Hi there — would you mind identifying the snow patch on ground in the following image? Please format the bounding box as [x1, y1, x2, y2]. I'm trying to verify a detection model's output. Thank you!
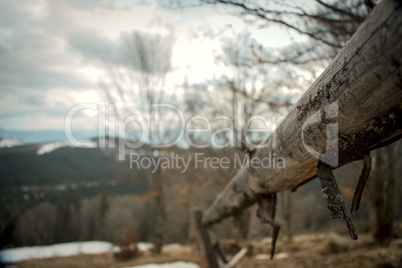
[36, 141, 96, 155]
[122, 262, 199, 268]
[0, 139, 23, 148]
[0, 241, 193, 265]
[255, 254, 270, 260]
[0, 241, 113, 263]
[36, 142, 70, 155]
[255, 252, 290, 260]
[137, 242, 154, 251]
[164, 243, 181, 249]
[275, 252, 290, 259]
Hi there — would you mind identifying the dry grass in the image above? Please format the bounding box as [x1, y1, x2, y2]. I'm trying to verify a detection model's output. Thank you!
[14, 234, 402, 268]
[15, 245, 207, 268]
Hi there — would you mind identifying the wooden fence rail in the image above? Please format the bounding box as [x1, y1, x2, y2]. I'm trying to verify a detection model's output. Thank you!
[202, 0, 402, 227]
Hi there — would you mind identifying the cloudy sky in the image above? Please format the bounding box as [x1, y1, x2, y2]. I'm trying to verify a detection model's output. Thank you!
[0, 0, 299, 139]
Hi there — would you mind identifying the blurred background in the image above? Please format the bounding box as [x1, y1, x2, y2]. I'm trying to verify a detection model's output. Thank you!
[0, 0, 401, 267]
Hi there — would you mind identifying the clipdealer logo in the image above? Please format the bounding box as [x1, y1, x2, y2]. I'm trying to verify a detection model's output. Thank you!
[64, 101, 284, 161]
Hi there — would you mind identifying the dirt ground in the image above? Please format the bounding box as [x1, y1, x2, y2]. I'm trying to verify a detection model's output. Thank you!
[12, 233, 402, 268]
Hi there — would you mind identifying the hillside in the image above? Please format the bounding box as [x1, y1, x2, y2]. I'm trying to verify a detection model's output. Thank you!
[0, 141, 149, 219]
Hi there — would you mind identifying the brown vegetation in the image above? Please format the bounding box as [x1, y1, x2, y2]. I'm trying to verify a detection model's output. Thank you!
[15, 233, 402, 268]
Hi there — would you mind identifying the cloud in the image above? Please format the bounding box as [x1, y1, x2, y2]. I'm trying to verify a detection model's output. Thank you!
[0, 0, 268, 134]
[67, 31, 116, 62]
[0, 47, 92, 90]
[0, 0, 110, 131]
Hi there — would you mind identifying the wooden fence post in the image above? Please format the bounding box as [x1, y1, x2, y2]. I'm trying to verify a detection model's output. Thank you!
[193, 207, 219, 268]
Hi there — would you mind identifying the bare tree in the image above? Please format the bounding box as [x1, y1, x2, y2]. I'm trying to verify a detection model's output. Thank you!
[200, 0, 369, 58]
[15, 203, 56, 246]
[185, 0, 400, 246]
[102, 31, 177, 254]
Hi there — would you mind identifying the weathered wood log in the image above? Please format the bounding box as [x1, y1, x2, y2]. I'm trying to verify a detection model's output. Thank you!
[203, 0, 402, 226]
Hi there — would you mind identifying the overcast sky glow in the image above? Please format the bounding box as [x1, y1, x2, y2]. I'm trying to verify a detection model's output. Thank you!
[0, 0, 300, 134]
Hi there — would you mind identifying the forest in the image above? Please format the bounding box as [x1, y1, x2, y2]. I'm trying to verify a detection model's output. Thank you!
[0, 0, 401, 267]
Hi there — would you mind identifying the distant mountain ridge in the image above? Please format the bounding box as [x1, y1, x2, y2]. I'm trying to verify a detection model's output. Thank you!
[0, 138, 149, 185]
[0, 129, 99, 144]
[0, 138, 150, 211]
